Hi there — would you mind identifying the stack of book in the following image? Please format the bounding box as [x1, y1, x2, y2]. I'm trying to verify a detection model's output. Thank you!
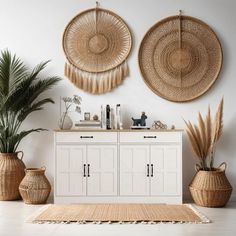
[101, 104, 122, 130]
[75, 120, 101, 129]
[74, 104, 122, 130]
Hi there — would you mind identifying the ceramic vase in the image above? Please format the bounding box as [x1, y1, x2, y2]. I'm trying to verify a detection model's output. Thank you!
[58, 112, 73, 130]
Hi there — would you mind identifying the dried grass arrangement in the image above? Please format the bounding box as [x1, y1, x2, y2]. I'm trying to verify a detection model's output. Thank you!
[184, 98, 224, 171]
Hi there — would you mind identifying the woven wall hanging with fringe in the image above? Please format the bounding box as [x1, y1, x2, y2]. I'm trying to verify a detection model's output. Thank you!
[63, 3, 132, 94]
[138, 11, 223, 102]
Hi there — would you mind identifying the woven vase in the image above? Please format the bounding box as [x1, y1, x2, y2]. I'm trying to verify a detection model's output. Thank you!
[0, 152, 26, 200]
[19, 167, 51, 204]
[189, 162, 232, 207]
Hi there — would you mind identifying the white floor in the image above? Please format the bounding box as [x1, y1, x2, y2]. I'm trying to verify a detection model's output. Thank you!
[0, 201, 235, 236]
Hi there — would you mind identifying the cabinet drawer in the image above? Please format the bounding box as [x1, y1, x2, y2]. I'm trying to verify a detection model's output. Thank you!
[119, 132, 182, 143]
[55, 132, 118, 143]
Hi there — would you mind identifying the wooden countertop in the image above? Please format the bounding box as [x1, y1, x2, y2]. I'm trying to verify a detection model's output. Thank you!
[54, 129, 184, 132]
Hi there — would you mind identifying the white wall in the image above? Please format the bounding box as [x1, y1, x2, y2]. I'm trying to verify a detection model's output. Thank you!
[0, 0, 236, 201]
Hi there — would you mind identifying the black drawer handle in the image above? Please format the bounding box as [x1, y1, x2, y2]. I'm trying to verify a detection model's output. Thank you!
[144, 136, 157, 139]
[87, 164, 90, 177]
[151, 164, 154, 177]
[147, 164, 149, 177]
[83, 164, 86, 177]
[80, 136, 94, 139]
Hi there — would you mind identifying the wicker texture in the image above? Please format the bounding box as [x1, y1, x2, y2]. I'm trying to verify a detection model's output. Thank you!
[0, 152, 25, 200]
[19, 168, 51, 204]
[63, 7, 132, 94]
[29, 204, 209, 223]
[138, 15, 222, 102]
[189, 166, 232, 207]
[63, 8, 132, 72]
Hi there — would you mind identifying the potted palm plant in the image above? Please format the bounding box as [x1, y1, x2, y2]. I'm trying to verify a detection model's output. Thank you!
[0, 50, 60, 200]
[184, 98, 232, 207]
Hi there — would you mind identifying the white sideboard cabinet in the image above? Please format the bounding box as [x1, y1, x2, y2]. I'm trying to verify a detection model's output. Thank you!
[54, 130, 182, 203]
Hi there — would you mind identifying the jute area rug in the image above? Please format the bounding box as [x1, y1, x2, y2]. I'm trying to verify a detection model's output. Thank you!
[28, 204, 210, 224]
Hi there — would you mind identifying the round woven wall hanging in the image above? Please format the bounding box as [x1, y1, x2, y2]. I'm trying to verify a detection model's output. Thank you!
[63, 5, 132, 94]
[138, 13, 223, 102]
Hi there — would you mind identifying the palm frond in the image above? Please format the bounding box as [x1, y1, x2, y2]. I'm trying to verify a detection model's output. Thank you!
[0, 50, 61, 153]
[0, 50, 11, 96]
[18, 98, 55, 122]
[0, 50, 28, 96]
[25, 77, 61, 106]
[4, 70, 59, 112]
[11, 129, 46, 152]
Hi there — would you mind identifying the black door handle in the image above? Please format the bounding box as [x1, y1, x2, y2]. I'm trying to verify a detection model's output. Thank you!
[83, 164, 86, 177]
[151, 164, 154, 177]
[87, 164, 90, 177]
[147, 164, 149, 177]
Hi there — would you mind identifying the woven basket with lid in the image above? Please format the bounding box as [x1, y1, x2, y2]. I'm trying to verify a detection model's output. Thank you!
[19, 167, 51, 204]
[189, 163, 232, 207]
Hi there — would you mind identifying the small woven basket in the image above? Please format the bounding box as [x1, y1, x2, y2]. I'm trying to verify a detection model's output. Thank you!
[19, 167, 51, 204]
[189, 162, 232, 207]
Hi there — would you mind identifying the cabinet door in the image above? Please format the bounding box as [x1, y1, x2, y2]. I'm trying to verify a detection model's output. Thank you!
[120, 145, 150, 196]
[87, 145, 117, 196]
[150, 145, 181, 196]
[56, 145, 86, 196]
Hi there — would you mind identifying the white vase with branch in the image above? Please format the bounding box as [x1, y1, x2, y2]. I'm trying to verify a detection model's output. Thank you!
[184, 98, 224, 171]
[59, 95, 82, 130]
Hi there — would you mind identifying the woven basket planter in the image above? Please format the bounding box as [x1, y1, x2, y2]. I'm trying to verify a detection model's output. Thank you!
[19, 167, 51, 204]
[0, 152, 25, 201]
[189, 163, 232, 207]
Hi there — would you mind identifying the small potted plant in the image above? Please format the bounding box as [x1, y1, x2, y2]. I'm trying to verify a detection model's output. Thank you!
[58, 95, 82, 130]
[184, 98, 232, 207]
[0, 50, 60, 200]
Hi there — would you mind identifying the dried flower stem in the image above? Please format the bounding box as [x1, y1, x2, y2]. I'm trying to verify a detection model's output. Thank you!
[184, 97, 224, 171]
[59, 95, 82, 129]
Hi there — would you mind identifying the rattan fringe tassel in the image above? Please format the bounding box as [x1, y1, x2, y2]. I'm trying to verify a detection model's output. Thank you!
[64, 61, 129, 94]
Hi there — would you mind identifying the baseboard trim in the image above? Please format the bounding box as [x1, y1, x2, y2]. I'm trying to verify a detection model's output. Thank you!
[183, 192, 236, 202]
[54, 195, 182, 204]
